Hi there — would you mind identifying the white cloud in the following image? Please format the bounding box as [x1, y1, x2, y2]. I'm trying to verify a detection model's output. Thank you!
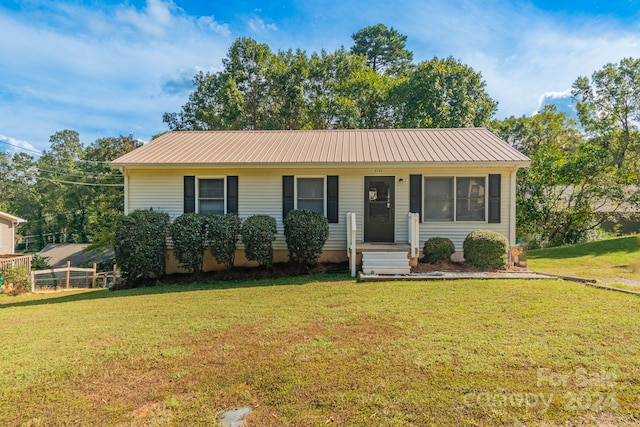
[399, 0, 640, 119]
[0, 0, 231, 149]
[0, 134, 41, 156]
[248, 16, 278, 33]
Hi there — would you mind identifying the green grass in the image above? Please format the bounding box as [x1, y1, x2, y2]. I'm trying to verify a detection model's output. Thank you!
[527, 235, 640, 289]
[1, 273, 639, 425]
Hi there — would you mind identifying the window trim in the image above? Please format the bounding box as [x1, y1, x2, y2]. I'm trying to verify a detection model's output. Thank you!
[196, 176, 227, 215]
[294, 175, 327, 216]
[423, 174, 488, 223]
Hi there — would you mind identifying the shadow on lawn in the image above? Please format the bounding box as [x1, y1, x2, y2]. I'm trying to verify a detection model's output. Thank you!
[0, 272, 351, 309]
[527, 235, 640, 260]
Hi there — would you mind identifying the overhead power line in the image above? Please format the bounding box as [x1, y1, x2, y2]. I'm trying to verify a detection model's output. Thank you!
[38, 177, 124, 187]
[0, 139, 116, 164]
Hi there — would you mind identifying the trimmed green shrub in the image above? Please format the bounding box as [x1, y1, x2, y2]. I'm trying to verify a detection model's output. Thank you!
[422, 237, 455, 263]
[0, 266, 31, 295]
[206, 214, 242, 270]
[284, 209, 329, 265]
[463, 229, 509, 270]
[31, 254, 52, 270]
[170, 213, 207, 273]
[241, 215, 278, 268]
[113, 209, 170, 287]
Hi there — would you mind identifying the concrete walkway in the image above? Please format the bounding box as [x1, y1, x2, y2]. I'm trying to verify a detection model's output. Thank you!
[358, 271, 557, 282]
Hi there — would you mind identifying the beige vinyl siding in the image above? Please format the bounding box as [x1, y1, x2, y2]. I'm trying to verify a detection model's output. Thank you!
[127, 170, 184, 217]
[417, 168, 512, 250]
[125, 165, 517, 253]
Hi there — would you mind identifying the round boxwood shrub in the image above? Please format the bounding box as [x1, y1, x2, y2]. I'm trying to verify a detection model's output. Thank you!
[463, 229, 509, 270]
[283, 209, 329, 266]
[241, 215, 278, 268]
[422, 237, 455, 263]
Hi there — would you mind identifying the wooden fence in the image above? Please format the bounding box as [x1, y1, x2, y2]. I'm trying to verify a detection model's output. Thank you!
[31, 262, 119, 291]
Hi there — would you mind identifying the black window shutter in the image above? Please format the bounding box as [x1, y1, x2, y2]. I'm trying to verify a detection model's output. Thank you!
[227, 176, 238, 214]
[409, 175, 422, 222]
[282, 176, 294, 220]
[488, 174, 501, 223]
[327, 176, 339, 223]
[184, 176, 195, 213]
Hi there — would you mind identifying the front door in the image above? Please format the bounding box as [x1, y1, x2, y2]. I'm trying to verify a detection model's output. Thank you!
[364, 176, 395, 242]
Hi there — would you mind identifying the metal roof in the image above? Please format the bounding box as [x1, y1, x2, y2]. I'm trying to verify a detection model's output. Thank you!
[112, 128, 530, 166]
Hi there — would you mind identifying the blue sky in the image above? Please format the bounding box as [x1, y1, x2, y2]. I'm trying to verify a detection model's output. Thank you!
[1, 0, 639, 153]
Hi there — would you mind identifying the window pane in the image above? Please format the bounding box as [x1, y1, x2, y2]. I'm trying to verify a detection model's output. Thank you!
[297, 177, 324, 214]
[199, 179, 224, 199]
[424, 177, 453, 221]
[456, 177, 485, 221]
[297, 178, 323, 199]
[298, 199, 324, 213]
[200, 200, 224, 216]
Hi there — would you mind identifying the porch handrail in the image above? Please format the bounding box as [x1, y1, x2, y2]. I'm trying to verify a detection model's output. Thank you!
[0, 254, 32, 271]
[408, 212, 420, 259]
[346, 212, 357, 277]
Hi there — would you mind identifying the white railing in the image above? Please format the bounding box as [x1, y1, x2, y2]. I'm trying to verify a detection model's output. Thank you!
[346, 212, 357, 277]
[408, 212, 420, 259]
[0, 254, 32, 271]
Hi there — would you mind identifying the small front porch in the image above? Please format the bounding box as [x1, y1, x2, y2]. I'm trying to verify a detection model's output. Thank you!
[346, 212, 420, 277]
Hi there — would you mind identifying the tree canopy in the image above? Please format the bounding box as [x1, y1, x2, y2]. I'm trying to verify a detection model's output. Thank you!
[350, 23, 413, 75]
[1, 133, 141, 251]
[163, 28, 497, 131]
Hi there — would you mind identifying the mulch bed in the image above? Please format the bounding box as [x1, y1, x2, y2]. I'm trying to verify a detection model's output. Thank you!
[115, 260, 528, 289]
[411, 261, 529, 274]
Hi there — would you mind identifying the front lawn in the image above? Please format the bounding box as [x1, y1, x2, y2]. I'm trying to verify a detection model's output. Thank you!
[527, 235, 640, 289]
[1, 275, 638, 425]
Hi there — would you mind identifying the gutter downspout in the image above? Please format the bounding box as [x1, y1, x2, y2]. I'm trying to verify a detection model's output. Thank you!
[509, 166, 518, 247]
[10, 221, 14, 254]
[122, 167, 129, 215]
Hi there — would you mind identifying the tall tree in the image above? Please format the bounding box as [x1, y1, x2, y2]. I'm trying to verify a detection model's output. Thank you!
[164, 38, 279, 131]
[572, 57, 640, 171]
[398, 57, 497, 128]
[491, 106, 632, 247]
[305, 48, 368, 129]
[164, 32, 498, 132]
[3, 131, 138, 250]
[350, 23, 413, 75]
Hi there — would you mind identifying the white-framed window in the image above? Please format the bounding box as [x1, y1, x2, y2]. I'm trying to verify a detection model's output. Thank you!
[296, 176, 325, 215]
[424, 176, 486, 222]
[198, 177, 225, 215]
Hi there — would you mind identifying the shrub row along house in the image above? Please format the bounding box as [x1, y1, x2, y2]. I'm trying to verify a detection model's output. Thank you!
[111, 129, 530, 275]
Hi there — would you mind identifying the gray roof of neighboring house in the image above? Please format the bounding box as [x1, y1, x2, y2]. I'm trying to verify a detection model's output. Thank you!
[112, 128, 530, 167]
[37, 244, 114, 267]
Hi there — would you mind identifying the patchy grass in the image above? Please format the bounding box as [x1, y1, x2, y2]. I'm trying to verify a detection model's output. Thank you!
[1, 274, 639, 425]
[527, 235, 640, 287]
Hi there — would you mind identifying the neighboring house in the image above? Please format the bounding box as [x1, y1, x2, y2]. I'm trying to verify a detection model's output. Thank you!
[0, 211, 26, 255]
[111, 129, 530, 274]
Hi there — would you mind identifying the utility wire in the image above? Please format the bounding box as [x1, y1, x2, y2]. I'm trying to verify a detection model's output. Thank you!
[0, 139, 119, 164]
[36, 166, 123, 180]
[38, 177, 124, 187]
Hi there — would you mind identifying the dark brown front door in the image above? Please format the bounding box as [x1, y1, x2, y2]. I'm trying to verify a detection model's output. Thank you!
[364, 176, 395, 242]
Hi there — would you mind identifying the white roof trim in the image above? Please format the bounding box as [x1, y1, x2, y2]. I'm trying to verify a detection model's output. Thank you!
[0, 211, 27, 223]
